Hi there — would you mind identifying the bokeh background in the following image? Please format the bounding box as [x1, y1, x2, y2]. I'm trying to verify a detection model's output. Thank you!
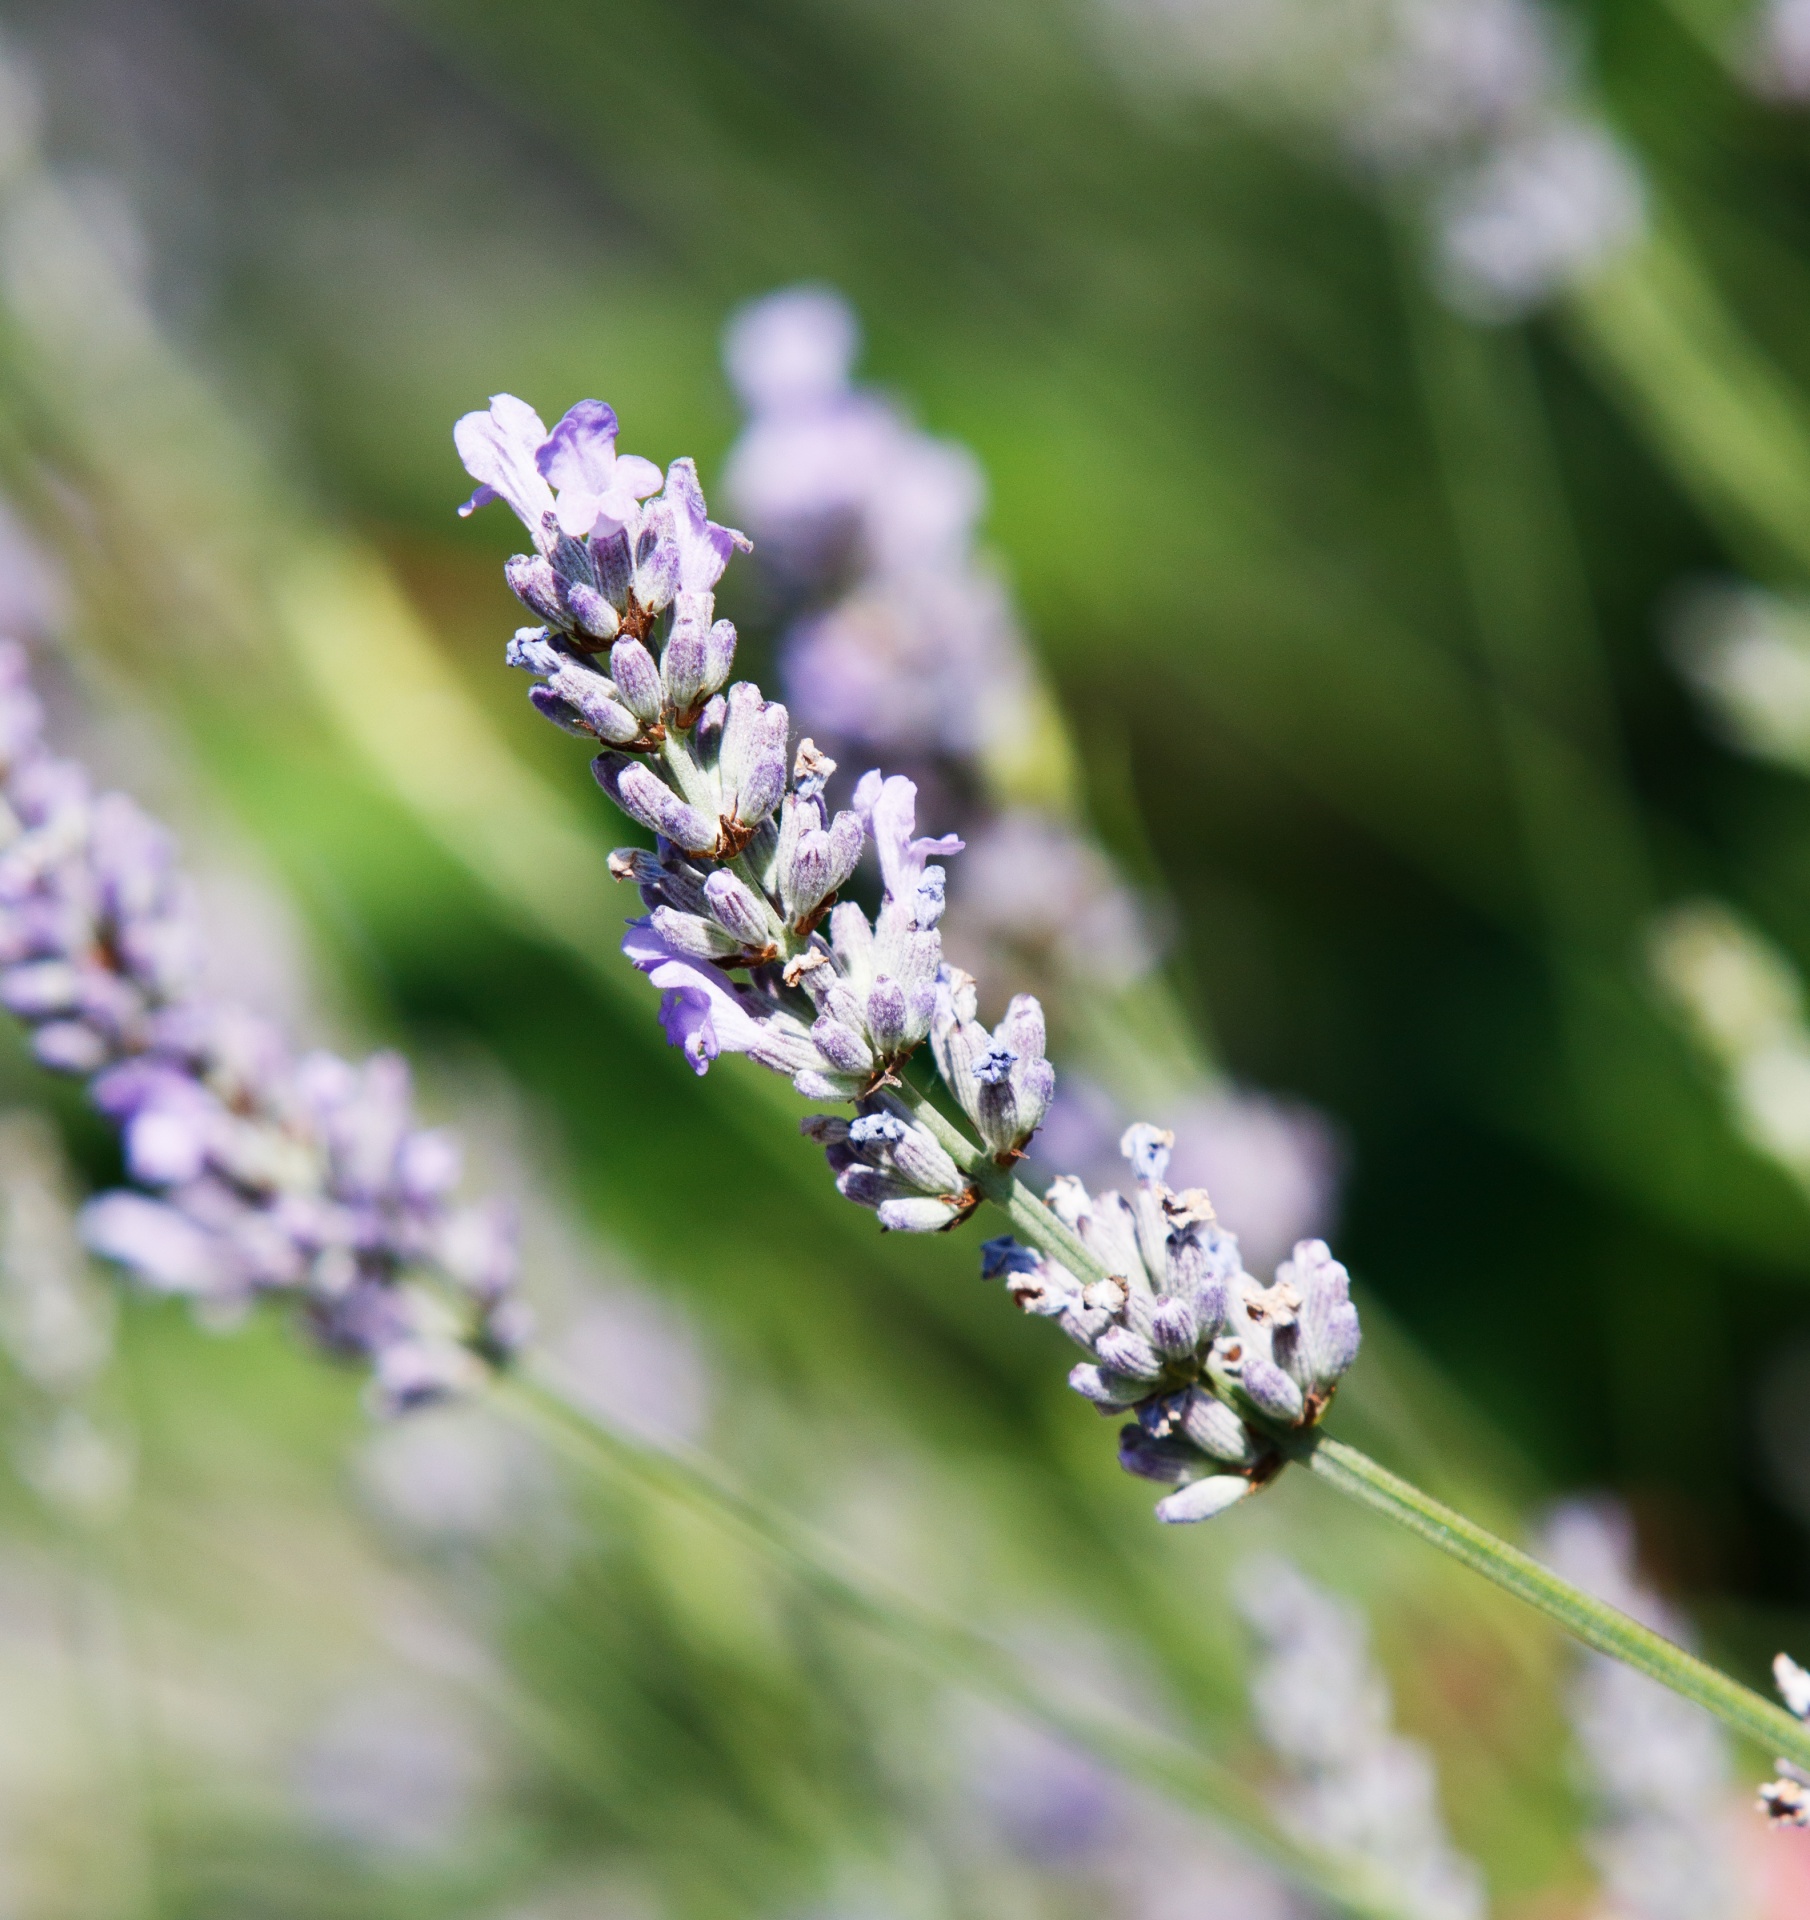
[0, 0, 1809, 1914]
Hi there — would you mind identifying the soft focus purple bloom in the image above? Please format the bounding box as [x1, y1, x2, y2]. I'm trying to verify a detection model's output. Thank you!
[0, 641, 519, 1403]
[723, 284, 860, 414]
[80, 1191, 223, 1294]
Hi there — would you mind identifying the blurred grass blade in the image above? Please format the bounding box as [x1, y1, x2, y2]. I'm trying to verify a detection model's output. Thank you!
[501, 1361, 1427, 1920]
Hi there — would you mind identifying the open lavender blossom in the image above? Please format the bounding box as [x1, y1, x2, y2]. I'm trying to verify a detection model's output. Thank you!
[458, 395, 1356, 1517]
[0, 643, 523, 1413]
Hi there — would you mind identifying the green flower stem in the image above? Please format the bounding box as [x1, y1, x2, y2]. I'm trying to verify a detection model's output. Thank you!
[897, 1082, 1810, 1765]
[1299, 1433, 1810, 1768]
[494, 1359, 1418, 1920]
[1566, 224, 1810, 583]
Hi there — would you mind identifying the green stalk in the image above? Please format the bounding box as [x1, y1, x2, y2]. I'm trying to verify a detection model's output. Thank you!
[1300, 1436, 1810, 1767]
[899, 1084, 1810, 1767]
[495, 1361, 1416, 1920]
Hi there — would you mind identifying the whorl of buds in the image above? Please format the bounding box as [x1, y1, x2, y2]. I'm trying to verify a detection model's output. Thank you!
[983, 1124, 1360, 1523]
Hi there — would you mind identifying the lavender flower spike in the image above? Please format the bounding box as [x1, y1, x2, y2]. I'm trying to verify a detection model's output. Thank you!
[458, 391, 1356, 1517]
[0, 641, 523, 1414]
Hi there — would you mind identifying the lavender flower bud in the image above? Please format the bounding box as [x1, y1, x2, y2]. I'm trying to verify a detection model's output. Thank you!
[1154, 1476, 1254, 1524]
[780, 827, 834, 927]
[1068, 1363, 1144, 1408]
[718, 684, 790, 830]
[875, 1196, 964, 1232]
[593, 522, 634, 607]
[551, 665, 644, 744]
[1179, 1388, 1262, 1464]
[1117, 1425, 1197, 1484]
[869, 1116, 962, 1194]
[863, 974, 911, 1057]
[596, 758, 718, 855]
[1239, 1355, 1305, 1424]
[649, 906, 742, 961]
[1271, 1238, 1361, 1395]
[633, 501, 681, 611]
[35, 1022, 109, 1074]
[564, 580, 620, 642]
[660, 613, 710, 717]
[609, 637, 666, 727]
[703, 619, 738, 697]
[528, 687, 602, 738]
[834, 1164, 918, 1213]
[0, 960, 79, 1017]
[1094, 1325, 1163, 1382]
[701, 869, 773, 951]
[736, 719, 790, 829]
[810, 1009, 873, 1078]
[794, 1067, 868, 1101]
[1164, 1220, 1233, 1327]
[1149, 1295, 1200, 1359]
[504, 556, 567, 628]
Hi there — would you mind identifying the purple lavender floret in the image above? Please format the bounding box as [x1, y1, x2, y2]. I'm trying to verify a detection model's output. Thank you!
[0, 643, 523, 1413]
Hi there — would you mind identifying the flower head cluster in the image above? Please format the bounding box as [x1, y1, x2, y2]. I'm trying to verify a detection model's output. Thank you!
[982, 1125, 1359, 1522]
[1234, 1556, 1487, 1920]
[0, 643, 522, 1412]
[460, 395, 1354, 1516]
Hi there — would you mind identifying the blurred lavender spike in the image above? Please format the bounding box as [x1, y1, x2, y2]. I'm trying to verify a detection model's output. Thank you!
[0, 642, 524, 1413]
[1541, 1501, 1758, 1913]
[721, 285, 1340, 1269]
[1235, 1556, 1487, 1920]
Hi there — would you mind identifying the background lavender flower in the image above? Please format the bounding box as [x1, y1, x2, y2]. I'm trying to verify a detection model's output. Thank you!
[0, 641, 522, 1412]
[1234, 1556, 1487, 1920]
[1540, 1501, 1757, 1918]
[720, 286, 1339, 1267]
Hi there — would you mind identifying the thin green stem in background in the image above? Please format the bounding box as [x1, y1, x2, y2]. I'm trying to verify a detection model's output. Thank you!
[495, 1363, 1416, 1920]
